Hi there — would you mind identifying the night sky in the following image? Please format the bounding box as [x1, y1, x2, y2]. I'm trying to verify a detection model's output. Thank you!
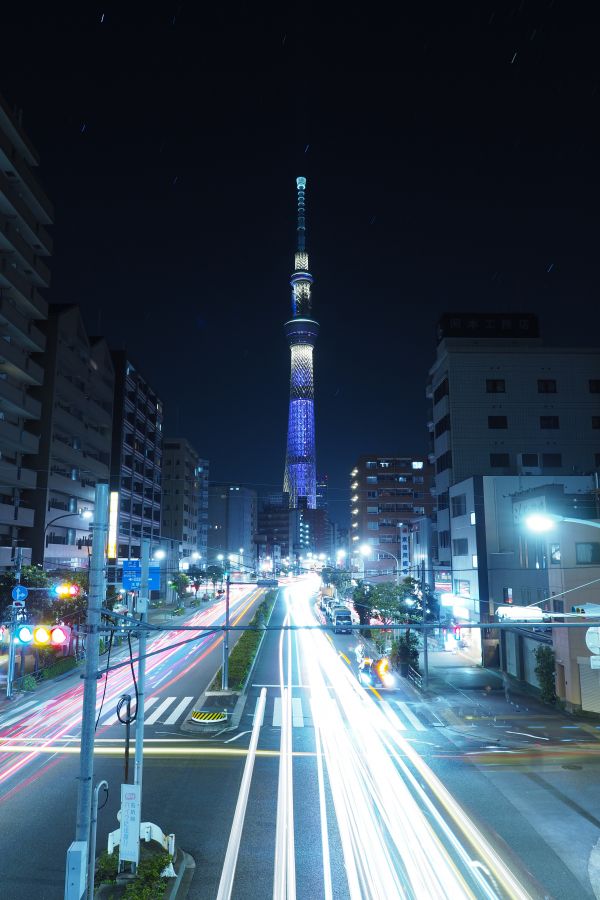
[2, 3, 599, 525]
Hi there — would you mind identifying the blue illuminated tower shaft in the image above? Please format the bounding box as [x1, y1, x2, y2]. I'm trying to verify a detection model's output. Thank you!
[283, 177, 319, 509]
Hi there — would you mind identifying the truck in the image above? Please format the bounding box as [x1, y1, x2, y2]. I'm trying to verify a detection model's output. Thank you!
[333, 609, 353, 634]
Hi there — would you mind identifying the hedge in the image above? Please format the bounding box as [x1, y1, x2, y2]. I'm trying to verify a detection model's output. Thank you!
[210, 589, 277, 691]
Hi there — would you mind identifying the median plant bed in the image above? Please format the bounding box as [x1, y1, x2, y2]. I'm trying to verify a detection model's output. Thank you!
[210, 590, 277, 692]
[95, 847, 173, 898]
[41, 655, 77, 680]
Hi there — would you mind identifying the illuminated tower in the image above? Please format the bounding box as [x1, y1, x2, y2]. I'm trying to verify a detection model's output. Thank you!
[283, 177, 319, 509]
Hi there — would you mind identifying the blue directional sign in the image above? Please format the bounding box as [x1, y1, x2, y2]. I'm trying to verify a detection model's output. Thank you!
[11, 585, 28, 602]
[122, 561, 161, 592]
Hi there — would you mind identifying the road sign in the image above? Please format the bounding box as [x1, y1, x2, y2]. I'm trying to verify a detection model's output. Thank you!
[119, 783, 141, 865]
[585, 627, 600, 655]
[11, 585, 28, 602]
[11, 600, 25, 609]
[122, 561, 160, 591]
[590, 656, 600, 670]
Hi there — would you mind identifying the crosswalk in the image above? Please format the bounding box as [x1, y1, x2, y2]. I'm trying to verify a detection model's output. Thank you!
[251, 695, 448, 732]
[95, 695, 195, 728]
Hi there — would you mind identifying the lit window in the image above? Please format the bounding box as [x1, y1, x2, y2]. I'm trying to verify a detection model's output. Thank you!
[411, 461, 424, 469]
[472, 555, 478, 568]
[470, 512, 476, 525]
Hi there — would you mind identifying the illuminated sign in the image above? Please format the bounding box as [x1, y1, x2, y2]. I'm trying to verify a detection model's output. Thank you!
[496, 605, 544, 622]
[108, 491, 119, 560]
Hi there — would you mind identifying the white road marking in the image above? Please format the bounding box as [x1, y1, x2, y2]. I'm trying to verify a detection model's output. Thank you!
[273, 697, 282, 727]
[145, 697, 177, 725]
[98, 695, 159, 726]
[395, 701, 427, 732]
[292, 697, 304, 727]
[163, 697, 194, 725]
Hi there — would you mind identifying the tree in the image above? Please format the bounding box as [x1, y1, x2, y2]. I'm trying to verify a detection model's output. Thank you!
[0, 565, 51, 619]
[205, 565, 224, 592]
[534, 644, 557, 705]
[390, 631, 420, 673]
[170, 573, 191, 601]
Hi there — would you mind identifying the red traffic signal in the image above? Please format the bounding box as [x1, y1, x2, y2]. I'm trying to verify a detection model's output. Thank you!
[453, 625, 461, 641]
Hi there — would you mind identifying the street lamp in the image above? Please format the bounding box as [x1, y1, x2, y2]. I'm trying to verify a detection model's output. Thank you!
[526, 513, 600, 533]
[153, 548, 166, 560]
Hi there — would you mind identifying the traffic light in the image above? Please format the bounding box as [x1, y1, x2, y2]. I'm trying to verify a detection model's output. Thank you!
[453, 624, 461, 641]
[13, 623, 70, 647]
[52, 582, 80, 598]
[572, 606, 586, 615]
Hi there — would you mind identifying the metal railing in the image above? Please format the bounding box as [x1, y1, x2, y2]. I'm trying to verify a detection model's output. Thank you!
[407, 665, 422, 690]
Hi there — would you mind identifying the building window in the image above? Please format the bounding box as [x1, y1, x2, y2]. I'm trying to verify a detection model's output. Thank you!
[596, 453, 600, 468]
[437, 491, 449, 511]
[367, 521, 379, 530]
[589, 380, 600, 393]
[486, 379, 505, 393]
[434, 414, 451, 437]
[576, 543, 600, 564]
[367, 506, 378, 514]
[367, 491, 377, 498]
[472, 554, 478, 568]
[366, 461, 377, 469]
[454, 579, 470, 597]
[542, 453, 562, 467]
[592, 417, 600, 429]
[490, 453, 510, 467]
[451, 494, 466, 517]
[433, 378, 449, 405]
[470, 512, 476, 525]
[366, 476, 377, 484]
[436, 451, 452, 474]
[537, 379, 557, 393]
[503, 587, 513, 603]
[439, 530, 450, 548]
[452, 538, 469, 556]
[411, 461, 424, 469]
[488, 415, 508, 429]
[540, 416, 559, 429]
[550, 543, 561, 564]
[521, 453, 539, 467]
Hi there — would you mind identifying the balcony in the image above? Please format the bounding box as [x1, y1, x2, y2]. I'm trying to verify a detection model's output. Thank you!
[0, 170, 53, 255]
[0, 458, 36, 489]
[0, 213, 51, 288]
[0, 502, 34, 527]
[0, 129, 54, 224]
[0, 376, 41, 418]
[0, 418, 38, 453]
[0, 295, 45, 351]
[0, 256, 47, 320]
[48, 471, 95, 503]
[0, 337, 43, 385]
[81, 451, 109, 478]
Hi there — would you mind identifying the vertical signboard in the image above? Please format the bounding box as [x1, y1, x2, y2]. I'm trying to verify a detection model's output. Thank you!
[108, 491, 119, 560]
[119, 783, 141, 865]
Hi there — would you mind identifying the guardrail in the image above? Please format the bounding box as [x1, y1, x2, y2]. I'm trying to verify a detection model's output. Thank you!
[407, 666, 422, 690]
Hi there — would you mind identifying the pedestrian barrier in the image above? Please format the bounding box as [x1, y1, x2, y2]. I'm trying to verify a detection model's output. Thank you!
[190, 709, 228, 723]
[407, 666, 423, 690]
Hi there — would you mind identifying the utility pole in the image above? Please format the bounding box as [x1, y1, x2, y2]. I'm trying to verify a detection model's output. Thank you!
[222, 573, 230, 690]
[65, 482, 109, 900]
[134, 539, 150, 808]
[420, 559, 429, 690]
[6, 547, 23, 700]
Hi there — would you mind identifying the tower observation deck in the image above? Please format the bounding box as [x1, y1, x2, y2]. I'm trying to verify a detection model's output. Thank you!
[283, 177, 319, 509]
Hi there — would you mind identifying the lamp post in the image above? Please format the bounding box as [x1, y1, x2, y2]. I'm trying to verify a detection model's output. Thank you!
[525, 513, 600, 533]
[44, 509, 93, 560]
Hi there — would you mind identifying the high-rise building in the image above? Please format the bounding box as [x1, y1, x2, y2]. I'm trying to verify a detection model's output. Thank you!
[208, 483, 257, 570]
[283, 177, 319, 510]
[196, 458, 209, 562]
[350, 454, 434, 583]
[316, 473, 328, 510]
[161, 438, 203, 561]
[0, 93, 53, 569]
[108, 353, 163, 578]
[25, 305, 114, 570]
[427, 312, 600, 576]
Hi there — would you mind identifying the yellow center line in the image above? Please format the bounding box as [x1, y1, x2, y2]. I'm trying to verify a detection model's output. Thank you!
[369, 686, 382, 700]
[339, 652, 351, 665]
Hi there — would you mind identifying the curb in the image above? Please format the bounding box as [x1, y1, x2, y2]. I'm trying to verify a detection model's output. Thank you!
[166, 847, 196, 899]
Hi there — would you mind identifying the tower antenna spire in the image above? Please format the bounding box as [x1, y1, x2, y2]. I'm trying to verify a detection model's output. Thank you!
[296, 176, 307, 252]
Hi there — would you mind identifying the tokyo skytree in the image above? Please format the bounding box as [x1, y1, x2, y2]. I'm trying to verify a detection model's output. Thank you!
[283, 176, 319, 509]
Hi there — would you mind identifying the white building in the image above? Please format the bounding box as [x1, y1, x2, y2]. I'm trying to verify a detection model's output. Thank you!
[427, 313, 600, 586]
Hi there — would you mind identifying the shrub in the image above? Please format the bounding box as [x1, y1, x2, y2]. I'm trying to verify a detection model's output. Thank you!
[124, 851, 172, 899]
[390, 631, 420, 672]
[21, 674, 37, 692]
[41, 655, 77, 680]
[172, 606, 185, 616]
[211, 590, 277, 691]
[96, 850, 118, 885]
[534, 644, 557, 705]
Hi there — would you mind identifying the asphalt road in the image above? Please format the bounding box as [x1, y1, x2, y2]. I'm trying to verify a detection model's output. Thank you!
[2, 579, 600, 899]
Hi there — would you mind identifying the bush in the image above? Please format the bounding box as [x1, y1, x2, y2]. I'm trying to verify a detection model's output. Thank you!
[21, 674, 37, 692]
[41, 655, 77, 680]
[390, 631, 420, 672]
[124, 851, 172, 899]
[211, 590, 277, 691]
[96, 850, 118, 885]
[534, 644, 557, 705]
[172, 606, 185, 616]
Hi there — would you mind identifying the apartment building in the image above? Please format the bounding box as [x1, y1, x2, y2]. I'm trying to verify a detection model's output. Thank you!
[161, 438, 203, 561]
[0, 93, 53, 569]
[208, 483, 257, 569]
[25, 305, 114, 569]
[350, 454, 434, 582]
[427, 313, 600, 577]
[108, 352, 163, 580]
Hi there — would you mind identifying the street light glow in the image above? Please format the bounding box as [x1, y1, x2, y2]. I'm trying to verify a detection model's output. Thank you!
[153, 549, 166, 560]
[525, 513, 557, 533]
[359, 544, 371, 557]
[81, 509, 93, 520]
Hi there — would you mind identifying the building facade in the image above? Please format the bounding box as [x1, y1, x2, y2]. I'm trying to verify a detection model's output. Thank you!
[196, 458, 209, 563]
[161, 438, 203, 561]
[283, 177, 319, 509]
[25, 305, 114, 570]
[350, 454, 434, 582]
[0, 93, 53, 569]
[208, 483, 257, 570]
[427, 313, 600, 580]
[108, 352, 163, 582]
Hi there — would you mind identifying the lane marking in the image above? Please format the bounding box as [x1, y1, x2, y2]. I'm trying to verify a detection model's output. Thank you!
[273, 697, 282, 727]
[144, 697, 176, 725]
[506, 731, 550, 741]
[163, 697, 194, 725]
[395, 701, 427, 732]
[369, 686, 382, 700]
[292, 698, 304, 727]
[224, 731, 252, 744]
